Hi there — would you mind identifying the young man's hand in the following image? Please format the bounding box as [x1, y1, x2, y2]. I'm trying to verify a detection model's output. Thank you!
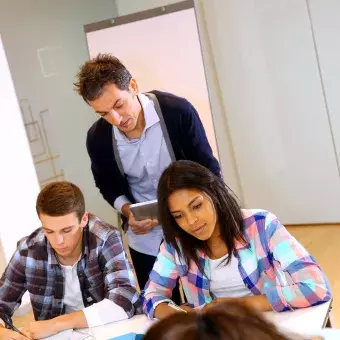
[0, 327, 30, 340]
[23, 319, 58, 339]
[21, 310, 87, 339]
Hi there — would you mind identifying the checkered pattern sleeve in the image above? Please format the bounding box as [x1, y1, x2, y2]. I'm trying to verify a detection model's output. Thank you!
[99, 228, 141, 317]
[142, 242, 179, 318]
[263, 212, 332, 311]
[0, 246, 27, 322]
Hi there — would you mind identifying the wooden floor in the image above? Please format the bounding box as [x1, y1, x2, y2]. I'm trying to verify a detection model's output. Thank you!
[287, 224, 340, 327]
[13, 225, 340, 329]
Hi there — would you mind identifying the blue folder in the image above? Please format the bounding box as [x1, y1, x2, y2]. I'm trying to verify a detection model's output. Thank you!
[108, 333, 143, 340]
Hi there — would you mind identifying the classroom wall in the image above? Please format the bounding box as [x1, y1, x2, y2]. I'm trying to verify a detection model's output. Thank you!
[199, 0, 340, 223]
[116, 0, 340, 223]
[308, 0, 340, 170]
[0, 0, 120, 228]
[0, 36, 40, 275]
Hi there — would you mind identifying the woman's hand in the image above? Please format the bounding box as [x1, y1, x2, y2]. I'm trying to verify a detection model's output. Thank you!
[180, 305, 196, 313]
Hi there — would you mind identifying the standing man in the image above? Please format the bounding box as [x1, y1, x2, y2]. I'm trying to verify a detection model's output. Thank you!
[74, 54, 221, 294]
[0, 181, 140, 340]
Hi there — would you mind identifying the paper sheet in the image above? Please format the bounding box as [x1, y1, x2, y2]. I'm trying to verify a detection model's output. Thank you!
[42, 329, 73, 340]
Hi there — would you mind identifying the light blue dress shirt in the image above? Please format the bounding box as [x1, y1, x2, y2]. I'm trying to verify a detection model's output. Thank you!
[113, 94, 172, 256]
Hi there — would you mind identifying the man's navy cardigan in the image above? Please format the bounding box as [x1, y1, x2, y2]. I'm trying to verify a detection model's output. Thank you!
[86, 90, 221, 208]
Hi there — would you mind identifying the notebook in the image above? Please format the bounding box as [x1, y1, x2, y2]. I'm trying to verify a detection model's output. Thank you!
[42, 329, 73, 340]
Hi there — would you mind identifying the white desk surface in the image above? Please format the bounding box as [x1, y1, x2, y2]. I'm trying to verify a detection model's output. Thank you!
[83, 315, 153, 340]
[78, 300, 333, 340]
[265, 300, 332, 335]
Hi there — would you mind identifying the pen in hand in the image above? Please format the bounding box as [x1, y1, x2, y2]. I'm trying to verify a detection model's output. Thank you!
[2, 314, 30, 339]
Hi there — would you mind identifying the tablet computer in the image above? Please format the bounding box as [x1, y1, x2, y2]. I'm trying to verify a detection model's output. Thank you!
[130, 200, 158, 221]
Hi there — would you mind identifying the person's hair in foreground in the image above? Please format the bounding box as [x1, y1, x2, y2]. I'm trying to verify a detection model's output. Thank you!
[143, 300, 294, 340]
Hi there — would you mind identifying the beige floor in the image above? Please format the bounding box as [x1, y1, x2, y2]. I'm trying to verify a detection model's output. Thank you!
[13, 225, 340, 329]
[287, 224, 340, 327]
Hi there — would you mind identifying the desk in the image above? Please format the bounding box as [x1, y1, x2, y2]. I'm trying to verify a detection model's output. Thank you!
[80, 300, 332, 340]
[265, 300, 332, 335]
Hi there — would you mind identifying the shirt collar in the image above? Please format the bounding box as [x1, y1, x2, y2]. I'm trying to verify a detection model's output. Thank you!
[113, 93, 159, 141]
[47, 242, 59, 267]
[140, 93, 160, 129]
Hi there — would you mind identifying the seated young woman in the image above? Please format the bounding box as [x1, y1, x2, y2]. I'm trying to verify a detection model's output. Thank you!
[142, 160, 331, 319]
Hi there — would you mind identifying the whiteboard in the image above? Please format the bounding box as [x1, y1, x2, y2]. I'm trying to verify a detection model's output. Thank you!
[86, 7, 219, 159]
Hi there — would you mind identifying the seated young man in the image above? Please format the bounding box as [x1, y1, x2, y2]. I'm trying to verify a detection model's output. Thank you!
[0, 181, 141, 340]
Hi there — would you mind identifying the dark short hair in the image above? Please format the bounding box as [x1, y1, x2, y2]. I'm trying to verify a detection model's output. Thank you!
[144, 300, 293, 340]
[157, 160, 245, 272]
[74, 53, 132, 101]
[36, 181, 85, 221]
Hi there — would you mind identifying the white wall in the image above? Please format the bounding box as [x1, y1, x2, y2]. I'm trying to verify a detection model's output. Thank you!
[199, 0, 340, 223]
[116, 0, 340, 224]
[0, 1, 120, 226]
[0, 36, 40, 274]
[308, 0, 340, 171]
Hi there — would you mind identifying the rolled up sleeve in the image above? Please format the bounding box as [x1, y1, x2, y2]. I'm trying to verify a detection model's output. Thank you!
[143, 242, 179, 318]
[99, 229, 141, 317]
[264, 213, 331, 312]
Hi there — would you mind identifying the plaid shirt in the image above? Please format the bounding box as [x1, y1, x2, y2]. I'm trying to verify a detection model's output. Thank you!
[0, 214, 141, 322]
[143, 209, 331, 317]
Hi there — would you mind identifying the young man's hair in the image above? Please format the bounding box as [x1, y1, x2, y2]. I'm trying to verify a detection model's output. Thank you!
[74, 53, 132, 102]
[36, 181, 85, 221]
[144, 300, 295, 340]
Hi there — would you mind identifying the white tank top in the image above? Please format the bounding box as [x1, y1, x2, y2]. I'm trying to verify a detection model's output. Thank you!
[60, 260, 84, 314]
[209, 253, 253, 298]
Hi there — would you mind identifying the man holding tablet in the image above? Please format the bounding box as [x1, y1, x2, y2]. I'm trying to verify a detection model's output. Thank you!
[75, 54, 221, 295]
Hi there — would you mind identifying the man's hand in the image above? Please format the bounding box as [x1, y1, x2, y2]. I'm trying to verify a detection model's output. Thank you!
[0, 327, 30, 340]
[128, 212, 158, 235]
[121, 203, 131, 220]
[23, 320, 58, 340]
[14, 310, 87, 340]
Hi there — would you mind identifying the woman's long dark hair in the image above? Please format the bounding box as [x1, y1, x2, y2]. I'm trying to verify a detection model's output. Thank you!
[157, 160, 245, 271]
